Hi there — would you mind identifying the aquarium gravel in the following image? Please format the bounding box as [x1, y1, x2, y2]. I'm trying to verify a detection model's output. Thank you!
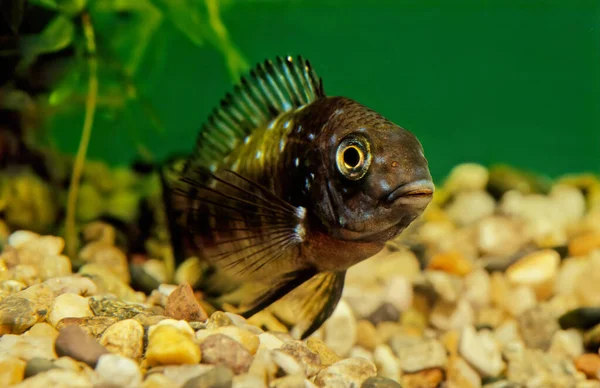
[1, 163, 600, 387]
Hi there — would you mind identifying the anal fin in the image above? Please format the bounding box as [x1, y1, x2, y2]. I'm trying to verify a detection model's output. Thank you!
[267, 271, 347, 339]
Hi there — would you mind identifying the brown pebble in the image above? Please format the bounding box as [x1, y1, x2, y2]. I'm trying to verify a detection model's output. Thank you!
[401, 368, 445, 388]
[165, 283, 208, 322]
[356, 320, 380, 351]
[367, 303, 400, 325]
[54, 325, 109, 367]
[200, 334, 252, 375]
[574, 353, 600, 379]
[280, 340, 322, 377]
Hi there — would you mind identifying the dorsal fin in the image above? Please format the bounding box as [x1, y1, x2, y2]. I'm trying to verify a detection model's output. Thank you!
[187, 55, 325, 168]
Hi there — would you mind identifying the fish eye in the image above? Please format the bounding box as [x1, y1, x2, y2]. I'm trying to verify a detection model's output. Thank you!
[336, 135, 372, 181]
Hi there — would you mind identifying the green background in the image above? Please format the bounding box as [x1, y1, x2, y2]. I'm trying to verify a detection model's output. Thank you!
[51, 0, 600, 183]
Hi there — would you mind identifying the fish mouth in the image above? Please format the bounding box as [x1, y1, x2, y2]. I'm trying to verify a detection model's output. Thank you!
[385, 179, 435, 206]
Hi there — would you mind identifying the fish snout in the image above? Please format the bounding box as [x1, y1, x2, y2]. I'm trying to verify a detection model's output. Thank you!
[385, 179, 435, 208]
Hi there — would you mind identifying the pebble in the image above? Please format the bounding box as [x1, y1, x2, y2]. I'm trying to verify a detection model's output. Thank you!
[271, 349, 304, 376]
[200, 334, 253, 375]
[279, 340, 321, 378]
[196, 326, 260, 355]
[10, 369, 91, 387]
[55, 316, 118, 338]
[447, 356, 482, 388]
[78, 241, 130, 283]
[356, 320, 380, 351]
[505, 249, 559, 300]
[574, 353, 600, 379]
[323, 300, 357, 357]
[444, 163, 489, 193]
[258, 332, 284, 350]
[401, 368, 445, 388]
[99, 319, 144, 360]
[0, 284, 54, 334]
[458, 326, 504, 377]
[152, 364, 214, 386]
[146, 324, 201, 366]
[427, 250, 474, 276]
[47, 293, 92, 327]
[0, 333, 56, 360]
[247, 348, 277, 382]
[395, 338, 448, 373]
[89, 296, 154, 319]
[559, 307, 600, 330]
[363, 376, 403, 388]
[477, 216, 526, 257]
[306, 337, 340, 367]
[517, 304, 560, 350]
[464, 269, 491, 309]
[373, 344, 400, 381]
[95, 354, 142, 387]
[232, 374, 267, 387]
[426, 270, 463, 303]
[164, 282, 208, 322]
[314, 357, 377, 387]
[0, 356, 26, 385]
[42, 276, 97, 296]
[430, 298, 475, 331]
[446, 190, 496, 226]
[549, 329, 584, 359]
[181, 365, 234, 388]
[55, 325, 108, 367]
[24, 358, 56, 378]
[367, 303, 400, 325]
[80, 263, 141, 303]
[569, 232, 600, 257]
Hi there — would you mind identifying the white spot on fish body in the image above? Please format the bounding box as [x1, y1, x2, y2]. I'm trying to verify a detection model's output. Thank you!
[308, 133, 315, 141]
[283, 120, 291, 129]
[244, 136, 251, 144]
[379, 179, 390, 191]
[294, 158, 300, 167]
[279, 139, 285, 152]
[255, 150, 263, 159]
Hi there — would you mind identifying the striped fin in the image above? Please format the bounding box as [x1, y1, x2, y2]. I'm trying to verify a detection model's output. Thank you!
[187, 55, 325, 169]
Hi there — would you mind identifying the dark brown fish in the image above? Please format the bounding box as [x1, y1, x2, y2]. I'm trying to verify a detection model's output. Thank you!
[162, 55, 434, 338]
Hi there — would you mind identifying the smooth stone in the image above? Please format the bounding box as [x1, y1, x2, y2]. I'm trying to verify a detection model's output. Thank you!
[518, 304, 559, 350]
[79, 264, 140, 302]
[48, 293, 93, 327]
[78, 241, 130, 283]
[458, 326, 504, 377]
[361, 376, 402, 388]
[395, 338, 447, 373]
[464, 269, 491, 309]
[430, 298, 475, 331]
[446, 190, 496, 226]
[152, 364, 214, 386]
[505, 249, 559, 300]
[0, 356, 26, 385]
[247, 348, 277, 382]
[383, 276, 414, 311]
[504, 345, 580, 386]
[269, 374, 311, 388]
[258, 332, 284, 350]
[164, 283, 208, 322]
[182, 365, 234, 388]
[323, 300, 357, 357]
[231, 374, 267, 388]
[271, 349, 304, 376]
[149, 318, 195, 337]
[559, 308, 600, 330]
[373, 344, 401, 381]
[99, 319, 144, 360]
[95, 353, 142, 387]
[200, 334, 253, 375]
[196, 326, 260, 355]
[477, 216, 526, 257]
[367, 303, 401, 325]
[425, 270, 463, 303]
[279, 340, 321, 378]
[0, 284, 54, 334]
[402, 368, 445, 388]
[0, 334, 56, 361]
[569, 232, 600, 257]
[146, 324, 201, 366]
[447, 356, 482, 388]
[306, 338, 340, 367]
[26, 322, 58, 339]
[10, 369, 90, 387]
[8, 230, 41, 248]
[549, 329, 584, 359]
[55, 325, 108, 367]
[427, 251, 474, 276]
[314, 358, 377, 387]
[142, 373, 179, 388]
[36, 255, 71, 281]
[574, 353, 600, 379]
[24, 358, 56, 378]
[42, 276, 97, 296]
[444, 163, 489, 193]
[356, 320, 380, 351]
[55, 316, 118, 338]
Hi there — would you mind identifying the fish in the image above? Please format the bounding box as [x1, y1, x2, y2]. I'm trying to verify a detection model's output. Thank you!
[161, 55, 434, 339]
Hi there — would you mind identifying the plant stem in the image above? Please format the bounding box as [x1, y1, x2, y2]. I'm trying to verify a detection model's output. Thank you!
[65, 12, 98, 259]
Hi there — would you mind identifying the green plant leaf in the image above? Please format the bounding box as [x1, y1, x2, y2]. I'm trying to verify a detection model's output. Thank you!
[28, 0, 59, 10]
[19, 15, 75, 60]
[2, 0, 25, 34]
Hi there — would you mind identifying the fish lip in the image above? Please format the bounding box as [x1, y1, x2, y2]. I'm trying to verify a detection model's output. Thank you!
[385, 179, 435, 204]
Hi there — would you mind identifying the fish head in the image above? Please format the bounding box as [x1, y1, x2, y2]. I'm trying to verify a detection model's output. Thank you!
[310, 97, 434, 244]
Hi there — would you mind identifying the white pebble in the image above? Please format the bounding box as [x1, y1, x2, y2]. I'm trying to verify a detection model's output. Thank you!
[323, 300, 357, 357]
[95, 354, 142, 387]
[48, 293, 93, 327]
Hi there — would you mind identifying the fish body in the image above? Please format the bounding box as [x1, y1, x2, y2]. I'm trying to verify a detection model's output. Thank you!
[162, 56, 433, 338]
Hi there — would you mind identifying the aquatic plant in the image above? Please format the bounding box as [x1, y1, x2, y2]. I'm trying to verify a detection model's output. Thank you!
[0, 0, 248, 258]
